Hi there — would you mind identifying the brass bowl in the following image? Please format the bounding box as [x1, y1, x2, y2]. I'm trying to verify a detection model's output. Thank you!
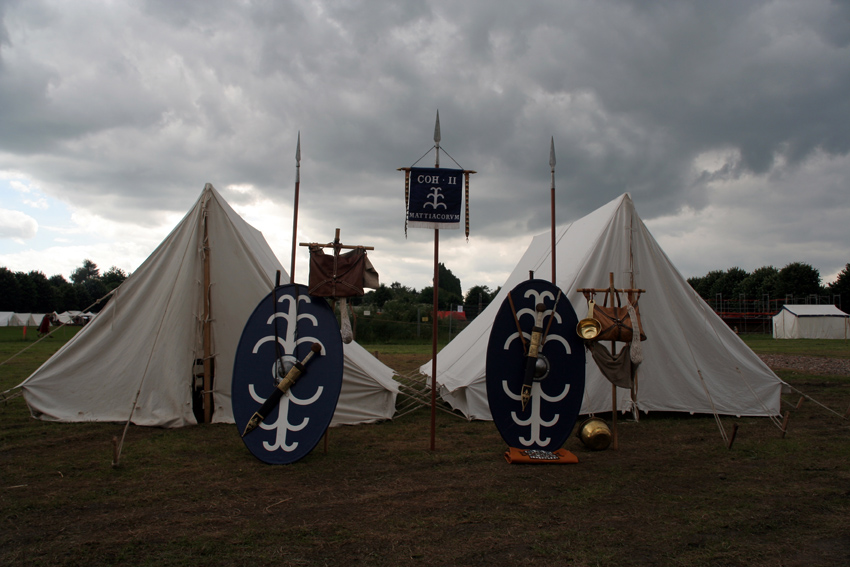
[576, 317, 601, 340]
[577, 417, 612, 450]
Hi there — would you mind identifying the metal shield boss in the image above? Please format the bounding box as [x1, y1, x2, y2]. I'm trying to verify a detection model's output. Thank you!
[232, 284, 343, 464]
[486, 279, 585, 450]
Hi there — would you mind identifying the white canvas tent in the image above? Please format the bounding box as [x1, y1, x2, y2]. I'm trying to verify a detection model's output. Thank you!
[773, 305, 849, 339]
[27, 313, 47, 326]
[8, 313, 31, 327]
[0, 312, 12, 326]
[424, 193, 785, 420]
[53, 311, 81, 325]
[20, 184, 398, 428]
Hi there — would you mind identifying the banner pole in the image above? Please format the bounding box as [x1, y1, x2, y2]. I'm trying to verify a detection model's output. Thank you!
[430, 111, 441, 451]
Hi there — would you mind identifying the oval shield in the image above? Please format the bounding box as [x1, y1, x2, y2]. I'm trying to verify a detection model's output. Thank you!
[486, 279, 585, 451]
[232, 284, 343, 464]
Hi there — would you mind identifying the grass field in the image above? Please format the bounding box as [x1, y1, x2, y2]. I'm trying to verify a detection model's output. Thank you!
[1, 328, 849, 566]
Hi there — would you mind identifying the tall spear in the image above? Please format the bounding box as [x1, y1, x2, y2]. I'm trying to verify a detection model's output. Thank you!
[290, 132, 301, 283]
[550, 136, 557, 286]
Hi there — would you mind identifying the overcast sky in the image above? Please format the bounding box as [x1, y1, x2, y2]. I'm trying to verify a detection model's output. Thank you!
[2, 0, 849, 297]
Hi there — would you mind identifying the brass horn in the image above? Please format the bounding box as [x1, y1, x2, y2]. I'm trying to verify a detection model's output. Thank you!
[576, 299, 601, 340]
[577, 417, 612, 451]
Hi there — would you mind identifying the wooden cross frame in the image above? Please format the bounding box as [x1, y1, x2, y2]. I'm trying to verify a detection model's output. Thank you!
[577, 272, 647, 450]
[299, 228, 374, 254]
[577, 273, 645, 306]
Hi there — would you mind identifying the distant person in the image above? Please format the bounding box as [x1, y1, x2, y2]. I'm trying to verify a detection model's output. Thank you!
[38, 314, 51, 337]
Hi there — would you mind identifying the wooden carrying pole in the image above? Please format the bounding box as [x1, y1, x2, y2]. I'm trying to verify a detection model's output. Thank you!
[299, 228, 375, 252]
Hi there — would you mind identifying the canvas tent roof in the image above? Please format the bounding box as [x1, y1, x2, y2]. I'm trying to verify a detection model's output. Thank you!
[772, 304, 849, 339]
[8, 313, 31, 327]
[423, 193, 784, 420]
[20, 184, 398, 428]
[0, 312, 12, 326]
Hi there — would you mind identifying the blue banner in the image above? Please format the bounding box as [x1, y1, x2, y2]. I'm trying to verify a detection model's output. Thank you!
[407, 167, 463, 229]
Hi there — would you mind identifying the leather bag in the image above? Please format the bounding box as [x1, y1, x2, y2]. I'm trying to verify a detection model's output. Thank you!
[594, 293, 646, 343]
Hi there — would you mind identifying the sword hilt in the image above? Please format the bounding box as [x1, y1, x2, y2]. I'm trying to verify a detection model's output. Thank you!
[241, 342, 323, 438]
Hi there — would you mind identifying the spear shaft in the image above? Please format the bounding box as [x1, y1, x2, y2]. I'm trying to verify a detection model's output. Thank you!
[290, 132, 301, 284]
[549, 137, 557, 286]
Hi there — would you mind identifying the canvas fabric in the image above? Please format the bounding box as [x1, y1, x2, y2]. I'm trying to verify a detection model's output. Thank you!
[20, 184, 398, 427]
[772, 305, 849, 339]
[423, 193, 785, 419]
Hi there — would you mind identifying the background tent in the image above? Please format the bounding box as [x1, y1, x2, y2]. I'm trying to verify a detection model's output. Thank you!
[773, 305, 849, 339]
[0, 312, 12, 326]
[20, 184, 398, 428]
[27, 314, 47, 327]
[423, 193, 784, 420]
[8, 313, 31, 327]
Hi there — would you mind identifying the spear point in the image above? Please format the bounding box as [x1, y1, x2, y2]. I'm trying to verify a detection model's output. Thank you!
[434, 110, 441, 145]
[549, 136, 556, 169]
[296, 131, 301, 163]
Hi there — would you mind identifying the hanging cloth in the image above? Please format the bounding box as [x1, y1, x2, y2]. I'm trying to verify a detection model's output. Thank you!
[588, 342, 634, 389]
[308, 246, 379, 298]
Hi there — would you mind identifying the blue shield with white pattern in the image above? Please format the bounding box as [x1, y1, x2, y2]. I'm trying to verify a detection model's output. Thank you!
[232, 284, 343, 464]
[486, 279, 585, 450]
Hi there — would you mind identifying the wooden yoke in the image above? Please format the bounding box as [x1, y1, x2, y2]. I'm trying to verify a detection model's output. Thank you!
[300, 228, 374, 254]
[577, 272, 645, 304]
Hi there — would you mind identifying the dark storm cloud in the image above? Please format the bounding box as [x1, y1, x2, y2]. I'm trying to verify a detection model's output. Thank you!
[1, 0, 848, 287]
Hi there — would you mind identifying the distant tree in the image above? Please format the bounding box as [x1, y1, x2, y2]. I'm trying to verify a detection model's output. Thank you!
[827, 263, 850, 311]
[101, 266, 128, 291]
[735, 266, 779, 300]
[776, 262, 821, 301]
[437, 263, 462, 300]
[372, 284, 393, 308]
[463, 285, 495, 319]
[28, 271, 56, 313]
[73, 282, 92, 312]
[418, 286, 463, 310]
[709, 267, 748, 300]
[689, 269, 724, 298]
[70, 259, 100, 284]
[0, 267, 21, 311]
[83, 278, 109, 311]
[389, 281, 418, 303]
[14, 271, 37, 312]
[48, 274, 76, 312]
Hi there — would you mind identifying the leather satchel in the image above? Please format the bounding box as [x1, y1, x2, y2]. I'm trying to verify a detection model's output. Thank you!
[308, 247, 379, 298]
[594, 294, 647, 343]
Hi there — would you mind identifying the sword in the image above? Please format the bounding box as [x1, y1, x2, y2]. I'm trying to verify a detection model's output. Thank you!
[521, 303, 546, 411]
[241, 342, 322, 438]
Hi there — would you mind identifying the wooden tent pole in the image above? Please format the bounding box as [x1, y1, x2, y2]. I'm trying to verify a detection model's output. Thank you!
[202, 211, 213, 424]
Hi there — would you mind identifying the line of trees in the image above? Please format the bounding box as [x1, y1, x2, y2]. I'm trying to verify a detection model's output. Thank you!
[9, 256, 847, 323]
[687, 261, 850, 310]
[0, 260, 128, 314]
[357, 263, 500, 322]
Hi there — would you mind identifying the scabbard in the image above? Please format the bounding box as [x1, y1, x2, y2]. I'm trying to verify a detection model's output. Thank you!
[521, 326, 543, 409]
[241, 360, 307, 437]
